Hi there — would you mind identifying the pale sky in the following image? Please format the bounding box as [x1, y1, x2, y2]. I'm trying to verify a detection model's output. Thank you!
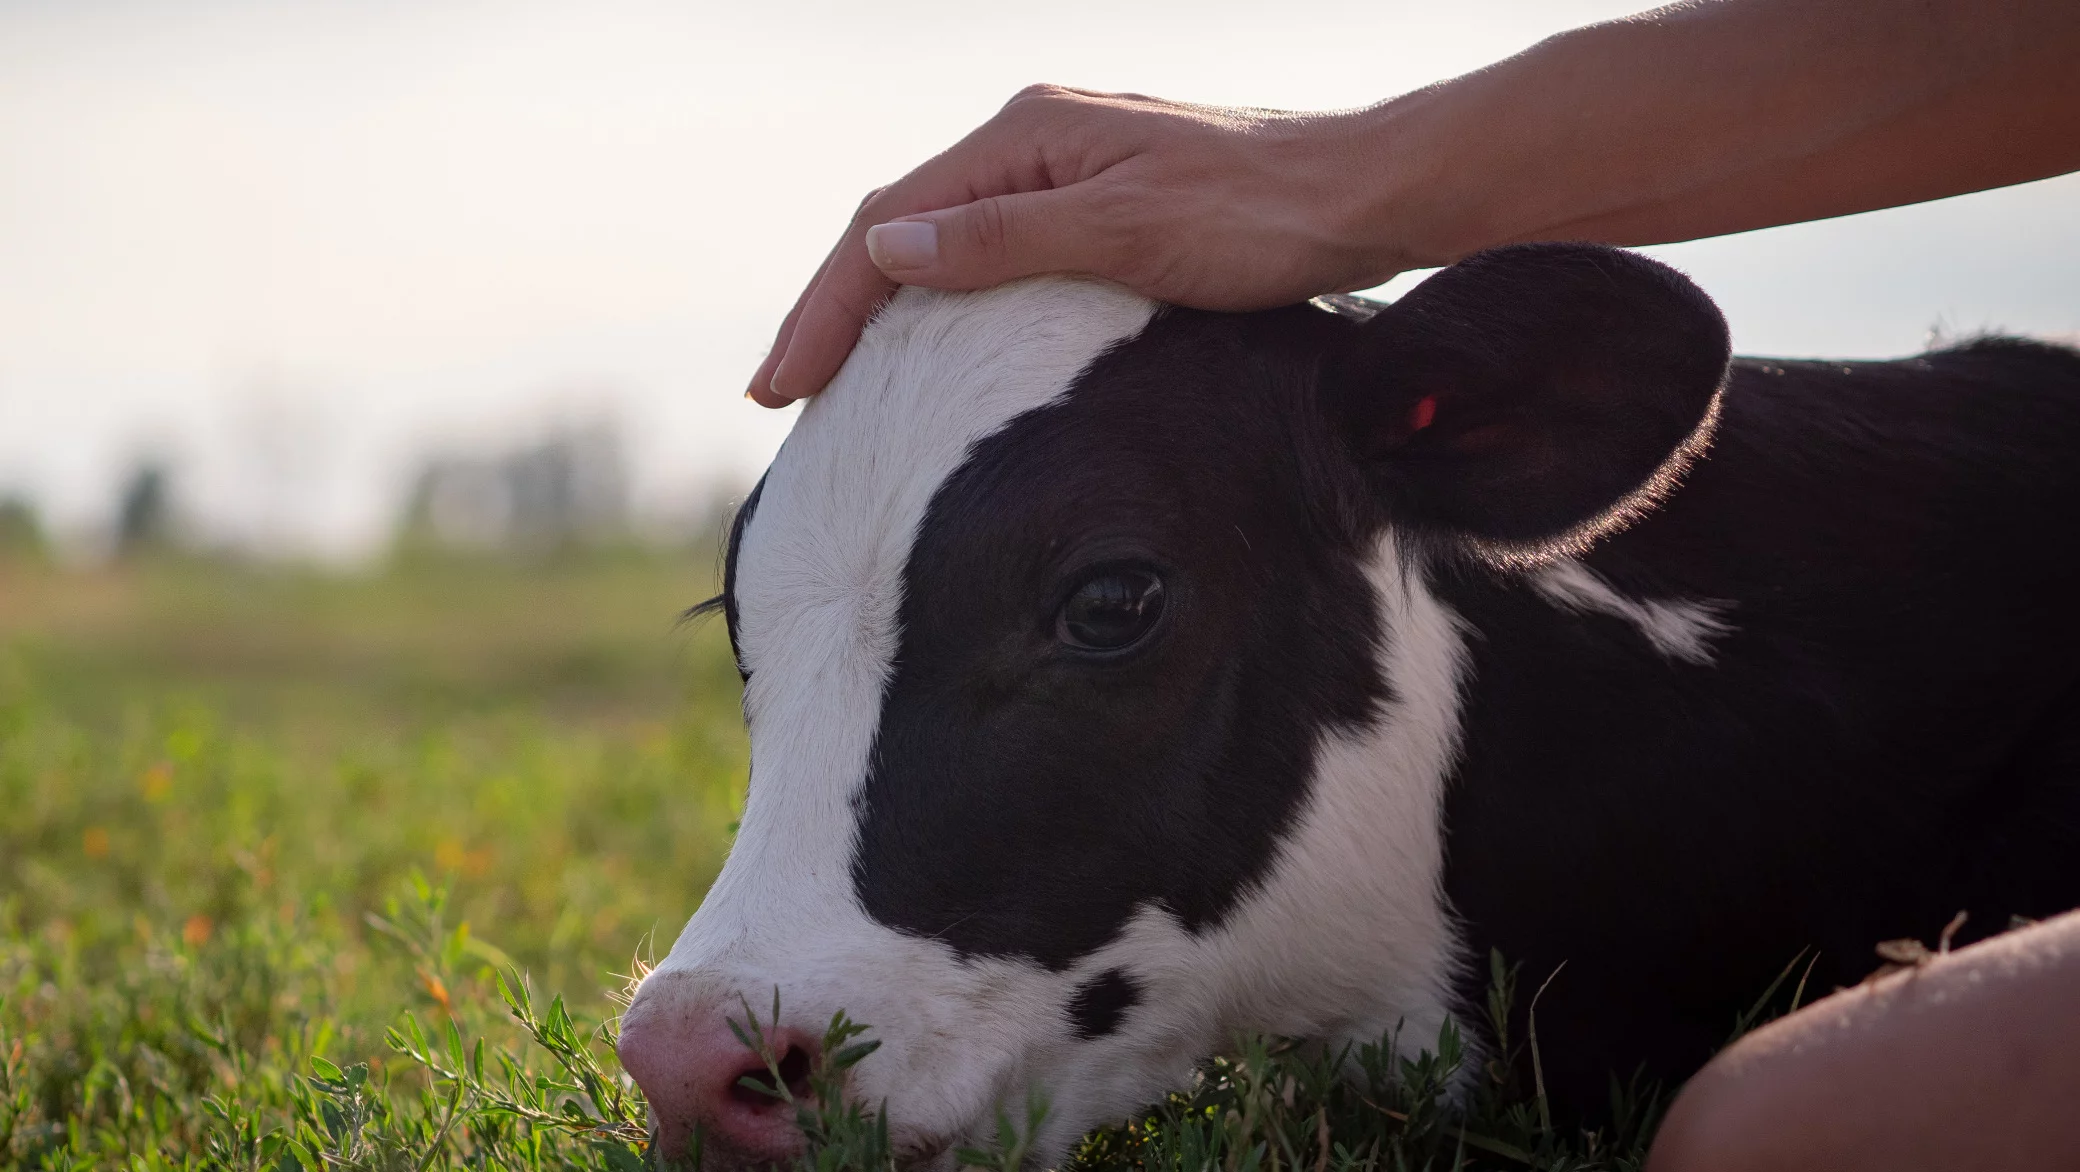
[2, 0, 2075, 557]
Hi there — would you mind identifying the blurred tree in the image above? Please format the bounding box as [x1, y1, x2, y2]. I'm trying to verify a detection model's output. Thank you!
[503, 423, 628, 550]
[115, 462, 176, 558]
[0, 496, 48, 563]
[394, 422, 630, 558]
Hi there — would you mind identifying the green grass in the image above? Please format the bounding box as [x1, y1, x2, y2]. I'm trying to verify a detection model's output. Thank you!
[0, 550, 1702, 1170]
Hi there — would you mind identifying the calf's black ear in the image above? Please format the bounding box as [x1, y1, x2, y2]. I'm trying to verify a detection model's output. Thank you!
[1321, 242, 1730, 558]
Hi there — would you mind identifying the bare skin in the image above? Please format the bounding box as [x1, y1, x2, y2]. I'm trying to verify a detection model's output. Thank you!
[747, 0, 2080, 406]
[1646, 910, 2080, 1171]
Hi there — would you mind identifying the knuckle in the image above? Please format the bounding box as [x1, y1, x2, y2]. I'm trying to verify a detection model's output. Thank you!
[851, 185, 891, 221]
[1079, 175, 1138, 221]
[1006, 82, 1072, 107]
[1101, 212, 1170, 288]
[836, 282, 893, 322]
[1000, 82, 1091, 123]
[1082, 181, 1144, 241]
[962, 195, 1014, 258]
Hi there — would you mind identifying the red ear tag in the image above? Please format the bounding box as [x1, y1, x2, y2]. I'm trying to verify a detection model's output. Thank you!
[1408, 395, 1438, 432]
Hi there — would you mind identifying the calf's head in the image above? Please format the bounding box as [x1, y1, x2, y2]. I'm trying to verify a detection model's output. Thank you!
[618, 243, 1729, 1166]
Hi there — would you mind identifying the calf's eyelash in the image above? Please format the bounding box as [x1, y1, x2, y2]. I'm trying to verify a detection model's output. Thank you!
[682, 594, 727, 624]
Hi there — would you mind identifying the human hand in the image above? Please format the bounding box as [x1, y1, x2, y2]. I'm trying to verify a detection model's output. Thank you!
[746, 86, 1420, 407]
[748, 0, 2080, 408]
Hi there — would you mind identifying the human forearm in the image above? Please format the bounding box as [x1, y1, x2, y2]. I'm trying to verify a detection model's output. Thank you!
[750, 0, 2080, 404]
[1353, 0, 2080, 269]
[1646, 909, 2080, 1170]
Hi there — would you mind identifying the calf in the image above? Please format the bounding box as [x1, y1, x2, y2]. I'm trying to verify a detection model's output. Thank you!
[618, 243, 2080, 1168]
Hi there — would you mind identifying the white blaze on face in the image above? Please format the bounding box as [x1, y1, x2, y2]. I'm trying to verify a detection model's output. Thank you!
[633, 277, 1474, 1160]
[647, 278, 1160, 1150]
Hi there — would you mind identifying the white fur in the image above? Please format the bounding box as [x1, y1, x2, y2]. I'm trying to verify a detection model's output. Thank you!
[639, 278, 1159, 1156]
[1001, 531, 1474, 1156]
[629, 279, 1473, 1164]
[1531, 557, 1732, 665]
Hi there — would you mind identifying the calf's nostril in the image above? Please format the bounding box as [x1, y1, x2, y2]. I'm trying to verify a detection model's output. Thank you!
[728, 1043, 815, 1109]
[779, 1044, 813, 1097]
[615, 982, 820, 1163]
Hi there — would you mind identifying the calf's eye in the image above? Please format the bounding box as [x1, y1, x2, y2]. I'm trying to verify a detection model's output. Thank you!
[1058, 569, 1166, 653]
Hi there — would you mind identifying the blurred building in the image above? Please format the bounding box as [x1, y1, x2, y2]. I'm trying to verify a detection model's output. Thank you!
[396, 422, 631, 554]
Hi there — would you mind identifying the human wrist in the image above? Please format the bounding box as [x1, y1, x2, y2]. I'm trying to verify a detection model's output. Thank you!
[1347, 84, 1530, 274]
[1315, 94, 1474, 282]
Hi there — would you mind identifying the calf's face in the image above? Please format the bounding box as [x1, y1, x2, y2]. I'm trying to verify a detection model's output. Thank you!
[618, 245, 1729, 1167]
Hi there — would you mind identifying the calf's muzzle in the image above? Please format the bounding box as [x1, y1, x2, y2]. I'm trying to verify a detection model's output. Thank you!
[617, 972, 820, 1166]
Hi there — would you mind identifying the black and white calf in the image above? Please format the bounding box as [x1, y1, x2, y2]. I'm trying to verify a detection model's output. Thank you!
[618, 243, 2080, 1167]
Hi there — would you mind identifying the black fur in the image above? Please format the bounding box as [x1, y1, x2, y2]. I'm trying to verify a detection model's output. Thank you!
[847, 244, 1738, 972]
[715, 244, 2080, 1112]
[718, 475, 764, 679]
[1067, 969, 1143, 1040]
[849, 298, 1384, 968]
[1437, 337, 2080, 1111]
[1322, 243, 1731, 554]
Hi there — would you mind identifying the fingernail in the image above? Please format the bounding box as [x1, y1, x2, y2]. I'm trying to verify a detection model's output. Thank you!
[866, 220, 937, 271]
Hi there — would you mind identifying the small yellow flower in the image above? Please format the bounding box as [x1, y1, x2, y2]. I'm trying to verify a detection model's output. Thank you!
[419, 968, 453, 1014]
[82, 826, 111, 859]
[141, 762, 174, 801]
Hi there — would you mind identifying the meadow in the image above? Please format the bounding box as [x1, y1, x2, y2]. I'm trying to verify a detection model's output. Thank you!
[0, 544, 1696, 1170]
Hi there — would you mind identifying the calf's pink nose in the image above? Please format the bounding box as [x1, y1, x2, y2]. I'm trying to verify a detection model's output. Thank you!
[617, 982, 820, 1165]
